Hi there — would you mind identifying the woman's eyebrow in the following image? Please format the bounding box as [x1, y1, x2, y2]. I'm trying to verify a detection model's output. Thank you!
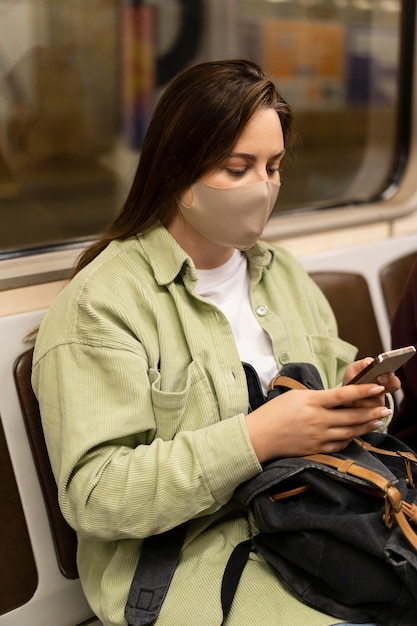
[229, 149, 286, 161]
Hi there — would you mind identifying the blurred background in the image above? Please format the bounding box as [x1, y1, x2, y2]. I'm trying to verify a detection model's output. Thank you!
[0, 0, 402, 253]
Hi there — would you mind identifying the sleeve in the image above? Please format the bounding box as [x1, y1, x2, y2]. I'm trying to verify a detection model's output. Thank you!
[32, 341, 261, 542]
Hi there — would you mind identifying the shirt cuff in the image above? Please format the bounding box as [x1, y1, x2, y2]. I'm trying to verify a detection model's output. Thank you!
[193, 414, 262, 505]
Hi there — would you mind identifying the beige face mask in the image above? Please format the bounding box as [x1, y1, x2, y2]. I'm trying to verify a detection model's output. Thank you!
[176, 180, 280, 250]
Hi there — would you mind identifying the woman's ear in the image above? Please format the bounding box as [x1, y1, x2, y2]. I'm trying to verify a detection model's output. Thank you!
[179, 186, 193, 207]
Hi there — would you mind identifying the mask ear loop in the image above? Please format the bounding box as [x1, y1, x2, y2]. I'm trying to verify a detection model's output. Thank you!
[177, 187, 194, 210]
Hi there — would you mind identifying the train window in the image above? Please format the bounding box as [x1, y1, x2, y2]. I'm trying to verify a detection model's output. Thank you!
[0, 0, 406, 256]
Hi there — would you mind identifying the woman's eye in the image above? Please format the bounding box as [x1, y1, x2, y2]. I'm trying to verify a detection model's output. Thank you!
[226, 168, 247, 177]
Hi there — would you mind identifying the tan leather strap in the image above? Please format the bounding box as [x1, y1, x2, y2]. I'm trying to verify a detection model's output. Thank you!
[304, 453, 417, 551]
[304, 453, 393, 492]
[354, 437, 417, 487]
[387, 489, 417, 550]
[354, 437, 417, 463]
[269, 485, 309, 502]
[268, 374, 308, 393]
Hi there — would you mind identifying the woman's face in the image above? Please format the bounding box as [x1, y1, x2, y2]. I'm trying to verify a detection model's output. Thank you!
[169, 106, 286, 266]
[181, 107, 285, 205]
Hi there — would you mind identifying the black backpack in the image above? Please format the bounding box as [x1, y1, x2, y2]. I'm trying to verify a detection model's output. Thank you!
[125, 363, 417, 626]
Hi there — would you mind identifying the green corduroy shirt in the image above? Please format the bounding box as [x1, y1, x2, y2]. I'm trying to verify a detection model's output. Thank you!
[33, 224, 358, 626]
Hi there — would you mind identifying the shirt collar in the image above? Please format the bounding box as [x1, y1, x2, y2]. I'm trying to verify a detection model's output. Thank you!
[138, 223, 275, 287]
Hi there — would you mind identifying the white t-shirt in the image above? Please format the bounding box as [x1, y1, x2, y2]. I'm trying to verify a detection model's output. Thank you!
[195, 249, 277, 393]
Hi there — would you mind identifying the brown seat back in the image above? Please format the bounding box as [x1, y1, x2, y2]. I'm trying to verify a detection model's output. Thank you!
[0, 416, 38, 613]
[310, 271, 384, 360]
[13, 347, 78, 579]
[380, 251, 417, 323]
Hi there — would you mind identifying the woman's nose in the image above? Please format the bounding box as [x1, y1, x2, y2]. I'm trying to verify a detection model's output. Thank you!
[253, 168, 269, 182]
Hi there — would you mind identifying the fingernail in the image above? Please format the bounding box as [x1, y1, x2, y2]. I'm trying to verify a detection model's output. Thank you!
[380, 408, 392, 417]
[368, 385, 385, 395]
[378, 375, 389, 385]
[373, 420, 384, 429]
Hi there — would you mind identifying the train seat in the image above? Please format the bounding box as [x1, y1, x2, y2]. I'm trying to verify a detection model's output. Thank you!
[309, 271, 384, 360]
[379, 251, 417, 323]
[300, 234, 417, 352]
[0, 417, 38, 614]
[13, 347, 78, 580]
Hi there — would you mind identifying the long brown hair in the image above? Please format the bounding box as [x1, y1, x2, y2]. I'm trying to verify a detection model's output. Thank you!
[74, 59, 294, 274]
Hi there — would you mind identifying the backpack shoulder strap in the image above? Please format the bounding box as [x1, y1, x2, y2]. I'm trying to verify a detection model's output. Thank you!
[125, 523, 188, 626]
[220, 539, 252, 625]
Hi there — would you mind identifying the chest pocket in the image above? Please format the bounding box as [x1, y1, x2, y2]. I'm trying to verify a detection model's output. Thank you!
[149, 360, 220, 439]
[308, 335, 357, 387]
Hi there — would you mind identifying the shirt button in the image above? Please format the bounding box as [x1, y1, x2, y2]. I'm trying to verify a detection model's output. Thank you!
[256, 305, 268, 316]
[280, 353, 290, 364]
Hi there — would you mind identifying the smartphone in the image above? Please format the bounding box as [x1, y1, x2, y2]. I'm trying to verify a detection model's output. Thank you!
[347, 345, 417, 385]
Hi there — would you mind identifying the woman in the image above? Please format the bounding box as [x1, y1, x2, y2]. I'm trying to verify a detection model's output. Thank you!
[32, 59, 397, 626]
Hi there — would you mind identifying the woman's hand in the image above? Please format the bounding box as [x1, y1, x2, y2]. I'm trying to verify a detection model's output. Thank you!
[245, 383, 392, 463]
